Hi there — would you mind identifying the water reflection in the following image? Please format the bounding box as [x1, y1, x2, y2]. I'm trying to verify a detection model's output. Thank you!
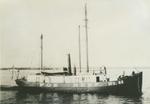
[13, 91, 144, 104]
[120, 96, 143, 104]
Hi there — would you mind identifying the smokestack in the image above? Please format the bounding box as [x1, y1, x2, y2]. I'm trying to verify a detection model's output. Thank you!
[68, 54, 72, 75]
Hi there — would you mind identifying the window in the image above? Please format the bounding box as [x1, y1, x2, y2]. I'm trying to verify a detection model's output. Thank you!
[96, 76, 100, 82]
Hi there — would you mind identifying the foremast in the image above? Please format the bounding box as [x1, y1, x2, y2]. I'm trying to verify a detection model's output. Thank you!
[40, 34, 43, 72]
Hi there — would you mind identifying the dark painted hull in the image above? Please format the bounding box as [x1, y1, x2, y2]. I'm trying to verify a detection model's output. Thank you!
[15, 72, 142, 96]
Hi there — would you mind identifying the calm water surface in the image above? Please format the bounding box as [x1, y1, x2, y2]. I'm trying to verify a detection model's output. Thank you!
[0, 69, 150, 104]
[0, 91, 147, 104]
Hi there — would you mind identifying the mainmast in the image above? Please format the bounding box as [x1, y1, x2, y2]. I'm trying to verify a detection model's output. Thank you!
[40, 34, 43, 71]
[78, 25, 81, 72]
[85, 3, 89, 72]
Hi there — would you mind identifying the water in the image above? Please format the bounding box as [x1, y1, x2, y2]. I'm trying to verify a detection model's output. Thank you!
[0, 69, 150, 104]
[0, 91, 147, 104]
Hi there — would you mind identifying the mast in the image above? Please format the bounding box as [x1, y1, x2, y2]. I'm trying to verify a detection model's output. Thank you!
[40, 34, 43, 72]
[78, 25, 81, 72]
[85, 3, 89, 72]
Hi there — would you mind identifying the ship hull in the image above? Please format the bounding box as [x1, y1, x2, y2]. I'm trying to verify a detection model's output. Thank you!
[15, 72, 142, 96]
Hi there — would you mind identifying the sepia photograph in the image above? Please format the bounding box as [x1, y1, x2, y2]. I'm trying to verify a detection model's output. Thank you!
[0, 0, 150, 104]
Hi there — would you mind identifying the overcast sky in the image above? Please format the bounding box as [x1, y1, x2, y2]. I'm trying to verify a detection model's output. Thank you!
[1, 0, 150, 68]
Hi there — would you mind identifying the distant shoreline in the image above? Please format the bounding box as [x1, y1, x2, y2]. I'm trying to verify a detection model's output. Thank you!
[0, 67, 54, 70]
[1, 66, 150, 70]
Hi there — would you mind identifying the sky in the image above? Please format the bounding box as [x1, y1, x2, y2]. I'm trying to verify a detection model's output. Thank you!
[1, 0, 150, 68]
